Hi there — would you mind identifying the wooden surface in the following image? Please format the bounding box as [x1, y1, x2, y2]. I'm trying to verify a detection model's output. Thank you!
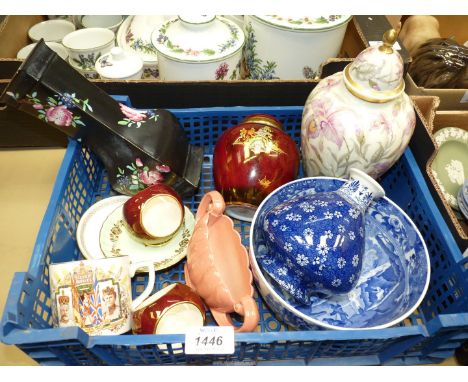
[0, 147, 65, 366]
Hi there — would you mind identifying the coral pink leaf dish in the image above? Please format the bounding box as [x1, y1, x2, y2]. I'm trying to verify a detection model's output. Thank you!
[184, 191, 260, 332]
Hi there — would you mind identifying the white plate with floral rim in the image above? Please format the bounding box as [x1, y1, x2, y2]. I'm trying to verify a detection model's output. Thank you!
[431, 127, 468, 210]
[99, 201, 195, 271]
[76, 195, 131, 260]
[116, 15, 168, 64]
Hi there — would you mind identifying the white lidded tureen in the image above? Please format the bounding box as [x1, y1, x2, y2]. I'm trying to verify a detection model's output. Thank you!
[151, 15, 245, 80]
[95, 47, 144, 80]
[243, 15, 352, 80]
[301, 28, 416, 179]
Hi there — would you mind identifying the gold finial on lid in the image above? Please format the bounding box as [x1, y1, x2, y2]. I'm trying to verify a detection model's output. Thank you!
[379, 23, 401, 54]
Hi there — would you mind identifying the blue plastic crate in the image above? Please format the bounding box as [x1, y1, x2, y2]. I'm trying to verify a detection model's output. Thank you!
[1, 102, 467, 366]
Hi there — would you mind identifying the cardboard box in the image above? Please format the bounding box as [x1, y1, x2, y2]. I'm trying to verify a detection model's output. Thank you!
[405, 74, 468, 111]
[0, 15, 404, 147]
[0, 15, 46, 59]
[403, 15, 468, 111]
[410, 95, 468, 251]
[0, 15, 407, 81]
[0, 15, 367, 80]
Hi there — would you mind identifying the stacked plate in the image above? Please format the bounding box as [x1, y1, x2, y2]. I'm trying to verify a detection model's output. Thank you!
[430, 127, 468, 212]
[76, 196, 195, 272]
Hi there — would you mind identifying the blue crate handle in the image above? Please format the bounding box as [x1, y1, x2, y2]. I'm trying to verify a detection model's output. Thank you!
[1, 273, 94, 346]
[403, 150, 464, 264]
[426, 313, 468, 335]
[1, 272, 30, 338]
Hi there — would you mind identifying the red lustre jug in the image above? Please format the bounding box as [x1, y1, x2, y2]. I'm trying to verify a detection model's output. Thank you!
[213, 114, 299, 221]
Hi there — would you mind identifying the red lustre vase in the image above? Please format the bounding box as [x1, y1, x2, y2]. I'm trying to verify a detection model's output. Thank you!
[213, 114, 300, 221]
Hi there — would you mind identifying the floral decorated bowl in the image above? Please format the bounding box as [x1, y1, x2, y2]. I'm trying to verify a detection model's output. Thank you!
[249, 177, 430, 330]
[68, 58, 100, 79]
[151, 15, 245, 81]
[116, 15, 170, 79]
[243, 15, 352, 80]
[62, 27, 115, 72]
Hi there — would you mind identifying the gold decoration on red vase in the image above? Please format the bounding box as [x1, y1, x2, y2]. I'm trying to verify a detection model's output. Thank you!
[233, 126, 285, 163]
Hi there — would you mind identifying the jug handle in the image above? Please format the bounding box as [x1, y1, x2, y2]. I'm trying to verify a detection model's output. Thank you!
[130, 261, 156, 312]
[196, 191, 225, 222]
[210, 295, 259, 333]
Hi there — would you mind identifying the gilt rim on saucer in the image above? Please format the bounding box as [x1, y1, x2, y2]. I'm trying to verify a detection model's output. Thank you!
[76, 195, 131, 260]
[99, 202, 195, 272]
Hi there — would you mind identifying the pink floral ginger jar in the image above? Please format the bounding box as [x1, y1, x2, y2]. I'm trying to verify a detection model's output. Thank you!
[301, 28, 416, 179]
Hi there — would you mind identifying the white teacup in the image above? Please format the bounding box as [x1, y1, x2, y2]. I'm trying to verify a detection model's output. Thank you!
[62, 27, 115, 71]
[49, 256, 155, 336]
[28, 19, 76, 43]
[80, 15, 125, 33]
[17, 42, 69, 61]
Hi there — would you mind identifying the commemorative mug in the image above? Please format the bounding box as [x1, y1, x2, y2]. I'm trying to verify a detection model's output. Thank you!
[49, 256, 155, 335]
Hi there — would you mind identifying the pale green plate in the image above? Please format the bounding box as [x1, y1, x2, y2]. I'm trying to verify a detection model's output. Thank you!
[431, 127, 468, 210]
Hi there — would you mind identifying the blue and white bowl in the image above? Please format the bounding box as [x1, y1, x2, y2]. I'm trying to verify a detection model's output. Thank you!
[249, 177, 431, 330]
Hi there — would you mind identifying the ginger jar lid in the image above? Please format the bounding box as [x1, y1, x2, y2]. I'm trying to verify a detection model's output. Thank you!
[344, 28, 405, 103]
[95, 47, 144, 79]
[151, 15, 245, 63]
[241, 114, 283, 130]
[252, 15, 352, 32]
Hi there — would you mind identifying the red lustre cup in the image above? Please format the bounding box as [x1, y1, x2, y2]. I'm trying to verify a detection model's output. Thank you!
[213, 114, 300, 221]
[132, 283, 206, 335]
[123, 183, 185, 245]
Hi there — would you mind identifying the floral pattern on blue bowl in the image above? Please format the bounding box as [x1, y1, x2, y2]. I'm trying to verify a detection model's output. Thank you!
[261, 184, 368, 303]
[249, 177, 431, 330]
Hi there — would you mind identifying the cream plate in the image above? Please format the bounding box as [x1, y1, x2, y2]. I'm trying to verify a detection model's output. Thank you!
[76, 195, 130, 260]
[99, 203, 195, 271]
[117, 15, 166, 63]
